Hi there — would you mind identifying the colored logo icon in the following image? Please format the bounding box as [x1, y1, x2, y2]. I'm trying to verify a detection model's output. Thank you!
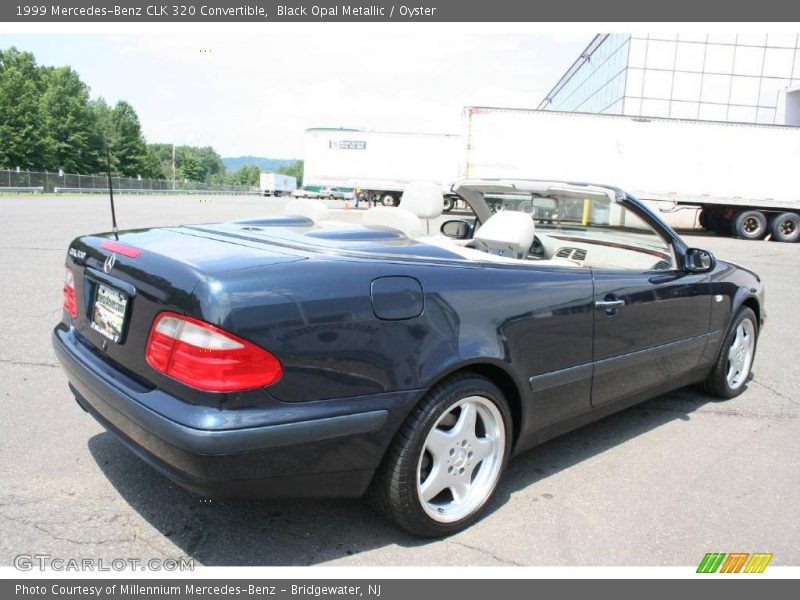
[697, 552, 773, 573]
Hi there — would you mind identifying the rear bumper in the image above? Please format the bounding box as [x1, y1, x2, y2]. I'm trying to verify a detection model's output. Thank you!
[52, 325, 418, 498]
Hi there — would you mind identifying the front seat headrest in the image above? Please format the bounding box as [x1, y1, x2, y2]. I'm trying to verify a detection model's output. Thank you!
[401, 181, 443, 220]
[283, 199, 330, 223]
[473, 211, 535, 259]
[362, 206, 424, 238]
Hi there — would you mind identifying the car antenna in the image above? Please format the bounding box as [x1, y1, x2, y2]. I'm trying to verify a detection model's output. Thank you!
[105, 146, 119, 240]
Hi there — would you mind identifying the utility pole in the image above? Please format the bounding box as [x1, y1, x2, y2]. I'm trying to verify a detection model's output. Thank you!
[172, 143, 176, 191]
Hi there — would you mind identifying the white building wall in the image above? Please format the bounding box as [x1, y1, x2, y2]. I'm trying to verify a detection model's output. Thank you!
[543, 33, 800, 125]
[540, 34, 631, 115]
[784, 88, 800, 126]
[624, 33, 800, 124]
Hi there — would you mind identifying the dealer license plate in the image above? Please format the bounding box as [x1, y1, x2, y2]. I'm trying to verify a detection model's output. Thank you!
[91, 284, 128, 343]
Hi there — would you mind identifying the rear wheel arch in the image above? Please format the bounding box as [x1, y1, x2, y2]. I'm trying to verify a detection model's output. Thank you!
[369, 365, 517, 535]
[419, 360, 524, 447]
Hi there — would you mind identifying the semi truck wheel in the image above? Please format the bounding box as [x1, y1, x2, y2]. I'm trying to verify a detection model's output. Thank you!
[443, 197, 455, 212]
[770, 212, 800, 243]
[382, 194, 398, 207]
[733, 210, 767, 240]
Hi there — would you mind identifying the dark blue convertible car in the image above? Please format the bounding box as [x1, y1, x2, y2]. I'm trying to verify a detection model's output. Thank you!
[53, 179, 765, 536]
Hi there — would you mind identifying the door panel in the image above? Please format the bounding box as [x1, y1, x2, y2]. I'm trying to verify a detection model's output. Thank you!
[490, 266, 595, 432]
[591, 270, 711, 407]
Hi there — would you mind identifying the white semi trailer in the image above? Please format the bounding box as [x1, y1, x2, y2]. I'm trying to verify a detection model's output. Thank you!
[462, 107, 800, 242]
[259, 172, 297, 197]
[304, 128, 462, 210]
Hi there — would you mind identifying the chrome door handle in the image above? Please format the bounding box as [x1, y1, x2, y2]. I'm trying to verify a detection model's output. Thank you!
[595, 299, 625, 309]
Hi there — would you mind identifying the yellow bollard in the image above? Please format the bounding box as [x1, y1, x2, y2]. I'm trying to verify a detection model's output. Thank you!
[581, 198, 591, 226]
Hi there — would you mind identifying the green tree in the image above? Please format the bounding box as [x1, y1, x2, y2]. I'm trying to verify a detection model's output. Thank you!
[146, 143, 175, 180]
[87, 98, 113, 172]
[177, 148, 204, 182]
[142, 145, 165, 180]
[38, 65, 98, 173]
[0, 48, 46, 169]
[96, 100, 154, 177]
[112, 101, 150, 177]
[227, 164, 260, 186]
[277, 160, 304, 187]
[193, 146, 225, 181]
[149, 143, 225, 183]
[1, 45, 233, 182]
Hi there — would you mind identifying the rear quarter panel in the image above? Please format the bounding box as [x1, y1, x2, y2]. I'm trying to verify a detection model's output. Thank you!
[186, 256, 594, 425]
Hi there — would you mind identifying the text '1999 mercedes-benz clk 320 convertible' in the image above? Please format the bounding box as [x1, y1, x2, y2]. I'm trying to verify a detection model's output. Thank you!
[53, 179, 765, 536]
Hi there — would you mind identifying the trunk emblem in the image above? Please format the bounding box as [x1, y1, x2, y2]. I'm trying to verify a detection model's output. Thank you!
[103, 254, 117, 274]
[68, 247, 86, 261]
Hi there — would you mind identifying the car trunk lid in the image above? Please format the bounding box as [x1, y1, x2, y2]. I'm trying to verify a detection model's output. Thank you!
[64, 226, 304, 396]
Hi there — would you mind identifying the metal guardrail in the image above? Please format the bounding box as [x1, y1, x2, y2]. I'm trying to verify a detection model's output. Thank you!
[0, 186, 44, 193]
[53, 187, 261, 196]
[1, 168, 256, 195]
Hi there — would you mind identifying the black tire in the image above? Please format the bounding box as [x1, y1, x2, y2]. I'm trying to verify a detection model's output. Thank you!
[733, 210, 768, 240]
[368, 373, 513, 537]
[381, 194, 397, 207]
[704, 307, 758, 399]
[443, 196, 455, 213]
[770, 212, 800, 243]
[707, 209, 730, 236]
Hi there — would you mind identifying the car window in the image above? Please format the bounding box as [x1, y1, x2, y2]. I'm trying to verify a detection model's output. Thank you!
[483, 192, 676, 271]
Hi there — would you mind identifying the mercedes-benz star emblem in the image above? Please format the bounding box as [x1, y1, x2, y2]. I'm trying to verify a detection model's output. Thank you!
[103, 253, 117, 274]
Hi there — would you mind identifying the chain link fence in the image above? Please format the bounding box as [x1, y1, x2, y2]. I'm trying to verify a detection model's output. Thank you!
[0, 168, 259, 195]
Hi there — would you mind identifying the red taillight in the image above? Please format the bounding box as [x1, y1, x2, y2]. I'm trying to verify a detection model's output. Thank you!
[63, 266, 77, 319]
[145, 312, 282, 392]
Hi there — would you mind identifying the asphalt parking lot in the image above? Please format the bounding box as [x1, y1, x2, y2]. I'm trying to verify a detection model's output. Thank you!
[1, 194, 798, 567]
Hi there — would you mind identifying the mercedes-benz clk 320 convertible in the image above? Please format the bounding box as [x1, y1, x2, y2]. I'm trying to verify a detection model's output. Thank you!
[53, 179, 765, 536]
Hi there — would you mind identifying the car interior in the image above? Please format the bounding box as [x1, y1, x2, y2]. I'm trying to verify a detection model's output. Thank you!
[282, 180, 677, 271]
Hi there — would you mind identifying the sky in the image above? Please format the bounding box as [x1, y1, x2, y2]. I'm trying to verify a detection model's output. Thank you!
[1, 31, 590, 159]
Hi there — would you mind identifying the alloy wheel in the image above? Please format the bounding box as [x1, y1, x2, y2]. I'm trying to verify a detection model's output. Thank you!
[416, 396, 505, 523]
[727, 319, 756, 390]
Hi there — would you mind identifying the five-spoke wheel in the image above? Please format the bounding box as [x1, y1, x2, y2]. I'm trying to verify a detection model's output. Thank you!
[726, 318, 756, 391]
[417, 396, 505, 523]
[369, 373, 511, 537]
[705, 306, 758, 398]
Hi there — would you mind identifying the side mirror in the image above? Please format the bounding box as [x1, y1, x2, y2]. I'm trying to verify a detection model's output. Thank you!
[684, 248, 716, 273]
[441, 219, 471, 240]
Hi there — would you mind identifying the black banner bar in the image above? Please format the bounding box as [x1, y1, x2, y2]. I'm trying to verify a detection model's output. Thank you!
[3, 579, 797, 600]
[2, 0, 800, 22]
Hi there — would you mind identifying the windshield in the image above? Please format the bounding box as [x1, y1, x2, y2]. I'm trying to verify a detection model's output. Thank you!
[474, 191, 676, 270]
[489, 193, 662, 241]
